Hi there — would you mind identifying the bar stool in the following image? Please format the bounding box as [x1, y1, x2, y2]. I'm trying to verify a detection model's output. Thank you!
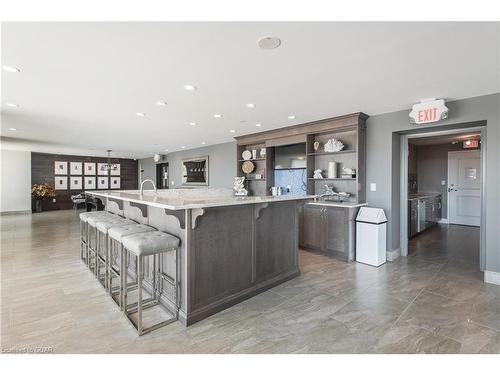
[79, 211, 114, 266]
[107, 224, 156, 308]
[87, 215, 134, 285]
[121, 231, 180, 335]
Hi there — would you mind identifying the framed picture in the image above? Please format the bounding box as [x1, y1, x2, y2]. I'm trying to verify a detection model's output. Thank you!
[97, 163, 109, 176]
[54, 176, 67, 190]
[54, 161, 68, 175]
[84, 162, 96, 175]
[110, 177, 121, 189]
[110, 163, 121, 176]
[70, 176, 82, 190]
[84, 176, 96, 190]
[70, 162, 82, 175]
[98, 177, 109, 189]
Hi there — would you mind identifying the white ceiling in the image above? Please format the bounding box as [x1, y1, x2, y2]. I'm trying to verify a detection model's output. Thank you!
[1, 22, 499, 159]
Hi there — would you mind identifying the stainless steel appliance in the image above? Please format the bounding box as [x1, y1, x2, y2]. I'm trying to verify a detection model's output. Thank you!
[408, 194, 442, 238]
[408, 200, 418, 237]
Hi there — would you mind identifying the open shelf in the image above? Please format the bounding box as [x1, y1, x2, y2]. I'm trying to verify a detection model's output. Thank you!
[308, 178, 356, 181]
[307, 150, 356, 156]
[238, 158, 266, 162]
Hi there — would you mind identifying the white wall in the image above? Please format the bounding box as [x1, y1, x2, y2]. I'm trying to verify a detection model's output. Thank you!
[138, 142, 237, 190]
[0, 150, 32, 213]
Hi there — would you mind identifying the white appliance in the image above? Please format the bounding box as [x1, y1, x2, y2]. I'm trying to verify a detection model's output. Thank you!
[355, 207, 387, 267]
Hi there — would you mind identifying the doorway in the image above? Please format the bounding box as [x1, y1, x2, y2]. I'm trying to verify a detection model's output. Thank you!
[400, 125, 486, 271]
[448, 150, 481, 226]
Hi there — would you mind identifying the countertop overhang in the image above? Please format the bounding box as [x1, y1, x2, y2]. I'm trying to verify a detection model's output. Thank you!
[306, 201, 368, 208]
[86, 189, 316, 210]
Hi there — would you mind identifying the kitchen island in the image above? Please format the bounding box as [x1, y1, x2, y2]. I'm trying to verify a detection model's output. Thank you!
[86, 188, 314, 326]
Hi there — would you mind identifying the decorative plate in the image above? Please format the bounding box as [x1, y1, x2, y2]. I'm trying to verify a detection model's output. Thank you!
[241, 160, 255, 174]
[242, 150, 252, 160]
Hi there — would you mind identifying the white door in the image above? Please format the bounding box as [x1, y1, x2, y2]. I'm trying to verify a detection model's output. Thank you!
[448, 150, 481, 226]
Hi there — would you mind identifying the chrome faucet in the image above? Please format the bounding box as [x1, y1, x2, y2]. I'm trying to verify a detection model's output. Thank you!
[140, 179, 157, 197]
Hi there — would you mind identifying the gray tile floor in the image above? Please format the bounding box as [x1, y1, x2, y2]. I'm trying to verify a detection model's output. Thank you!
[1, 210, 499, 354]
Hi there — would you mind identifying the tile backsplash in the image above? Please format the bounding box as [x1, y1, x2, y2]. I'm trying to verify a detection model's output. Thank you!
[274, 169, 307, 196]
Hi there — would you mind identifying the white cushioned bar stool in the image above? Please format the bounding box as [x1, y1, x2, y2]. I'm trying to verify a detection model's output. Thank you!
[79, 211, 114, 267]
[87, 215, 134, 286]
[107, 224, 156, 309]
[121, 231, 180, 335]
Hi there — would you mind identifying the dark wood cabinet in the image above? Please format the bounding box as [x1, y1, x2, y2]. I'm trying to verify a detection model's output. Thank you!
[301, 205, 324, 250]
[300, 204, 359, 261]
[324, 206, 348, 255]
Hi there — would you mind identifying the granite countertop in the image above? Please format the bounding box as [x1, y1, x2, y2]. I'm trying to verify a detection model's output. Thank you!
[306, 201, 368, 208]
[408, 192, 442, 200]
[86, 189, 316, 210]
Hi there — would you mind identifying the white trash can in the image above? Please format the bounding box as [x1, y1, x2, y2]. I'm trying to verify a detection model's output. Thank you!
[356, 207, 387, 267]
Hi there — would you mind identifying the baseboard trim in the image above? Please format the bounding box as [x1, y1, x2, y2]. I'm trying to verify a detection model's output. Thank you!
[387, 248, 401, 262]
[484, 270, 500, 285]
[0, 210, 32, 216]
[438, 218, 449, 224]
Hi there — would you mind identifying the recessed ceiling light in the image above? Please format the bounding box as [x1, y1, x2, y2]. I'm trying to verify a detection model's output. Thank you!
[184, 84, 197, 91]
[136, 112, 145, 117]
[214, 114, 223, 118]
[165, 149, 169, 152]
[6, 103, 19, 108]
[3, 65, 21, 73]
[258, 36, 282, 50]
[156, 101, 168, 106]
[229, 129, 236, 133]
[201, 141, 206, 145]
[8, 127, 17, 131]
[189, 122, 196, 126]
[246, 103, 256, 108]
[255, 123, 262, 127]
[288, 115, 296, 120]
[181, 146, 186, 149]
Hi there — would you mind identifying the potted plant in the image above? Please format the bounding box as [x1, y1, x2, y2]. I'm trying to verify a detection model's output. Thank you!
[31, 183, 56, 213]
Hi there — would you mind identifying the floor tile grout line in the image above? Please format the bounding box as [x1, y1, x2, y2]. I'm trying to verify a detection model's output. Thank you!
[389, 260, 447, 330]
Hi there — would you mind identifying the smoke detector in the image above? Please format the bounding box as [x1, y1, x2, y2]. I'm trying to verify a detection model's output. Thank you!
[258, 36, 281, 50]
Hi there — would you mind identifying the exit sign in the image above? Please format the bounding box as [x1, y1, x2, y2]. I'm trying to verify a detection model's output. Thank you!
[409, 99, 449, 124]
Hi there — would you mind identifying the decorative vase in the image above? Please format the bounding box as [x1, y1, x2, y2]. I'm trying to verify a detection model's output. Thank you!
[327, 162, 338, 179]
[34, 200, 43, 213]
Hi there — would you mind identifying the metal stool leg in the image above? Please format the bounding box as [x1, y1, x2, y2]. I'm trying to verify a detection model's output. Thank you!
[137, 255, 143, 336]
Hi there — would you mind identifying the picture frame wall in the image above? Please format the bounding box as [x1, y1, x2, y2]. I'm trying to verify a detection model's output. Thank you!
[50, 159, 122, 191]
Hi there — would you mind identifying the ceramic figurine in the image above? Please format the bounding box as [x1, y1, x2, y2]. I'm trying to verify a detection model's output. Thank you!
[313, 169, 323, 179]
[233, 177, 248, 196]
